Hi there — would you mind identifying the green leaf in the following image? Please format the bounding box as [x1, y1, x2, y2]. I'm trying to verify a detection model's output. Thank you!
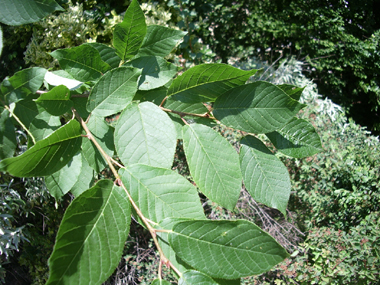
[138, 25, 187, 58]
[134, 86, 168, 105]
[29, 111, 61, 142]
[240, 135, 291, 215]
[125, 56, 177, 90]
[169, 220, 289, 279]
[45, 152, 82, 200]
[266, 117, 323, 158]
[213, 81, 306, 134]
[35, 85, 73, 116]
[0, 120, 82, 177]
[47, 180, 131, 285]
[85, 43, 121, 69]
[87, 66, 141, 117]
[70, 154, 96, 197]
[0, 108, 17, 159]
[119, 164, 204, 223]
[13, 96, 45, 129]
[113, 0, 146, 61]
[50, 45, 110, 82]
[151, 279, 172, 285]
[81, 115, 114, 173]
[0, 0, 64, 25]
[164, 98, 209, 114]
[179, 270, 219, 285]
[278, 84, 304, 101]
[167, 64, 257, 103]
[0, 67, 47, 104]
[114, 102, 176, 168]
[182, 124, 242, 210]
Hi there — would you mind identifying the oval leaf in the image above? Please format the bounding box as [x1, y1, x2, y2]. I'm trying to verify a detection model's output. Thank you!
[87, 66, 141, 117]
[119, 164, 205, 223]
[213, 81, 306, 134]
[169, 220, 289, 279]
[0, 120, 82, 177]
[114, 102, 176, 168]
[266, 117, 323, 158]
[46, 180, 131, 285]
[182, 124, 242, 210]
[240, 135, 291, 215]
[168, 64, 257, 103]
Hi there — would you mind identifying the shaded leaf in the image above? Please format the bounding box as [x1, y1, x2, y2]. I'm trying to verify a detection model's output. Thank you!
[179, 270, 219, 285]
[240, 135, 291, 215]
[70, 154, 96, 197]
[168, 64, 257, 103]
[125, 56, 177, 90]
[13, 96, 45, 129]
[169, 220, 289, 279]
[119, 164, 204, 223]
[113, 0, 146, 61]
[182, 124, 242, 210]
[0, 120, 82, 177]
[278, 84, 304, 101]
[85, 43, 120, 69]
[87, 67, 141, 117]
[138, 25, 187, 58]
[134, 86, 168, 105]
[114, 102, 176, 168]
[29, 111, 61, 142]
[0, 67, 47, 104]
[151, 279, 172, 285]
[0, 108, 17, 159]
[51, 45, 110, 82]
[35, 85, 73, 116]
[0, 0, 64, 25]
[213, 81, 306, 134]
[46, 180, 131, 285]
[266, 117, 323, 158]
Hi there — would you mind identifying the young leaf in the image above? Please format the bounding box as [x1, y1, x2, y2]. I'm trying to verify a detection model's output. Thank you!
[114, 102, 176, 168]
[119, 164, 205, 223]
[137, 25, 187, 58]
[113, 0, 147, 61]
[45, 152, 82, 200]
[50, 45, 111, 82]
[29, 111, 61, 142]
[182, 124, 242, 210]
[0, 0, 64, 25]
[169, 220, 289, 279]
[179, 270, 219, 285]
[266, 117, 323, 158]
[46, 180, 131, 285]
[85, 43, 121, 69]
[87, 66, 141, 117]
[240, 135, 291, 216]
[0, 108, 17, 159]
[35, 85, 73, 116]
[81, 115, 114, 173]
[0, 67, 47, 104]
[125, 56, 177, 90]
[167, 64, 257, 103]
[0, 120, 82, 177]
[213, 81, 306, 134]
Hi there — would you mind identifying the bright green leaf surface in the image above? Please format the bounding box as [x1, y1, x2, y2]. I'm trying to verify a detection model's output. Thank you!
[51, 45, 110, 82]
[0, 67, 46, 104]
[182, 124, 242, 210]
[240, 135, 291, 215]
[0, 108, 17, 159]
[0, 0, 64, 25]
[125, 56, 177, 90]
[213, 81, 306, 134]
[278, 84, 304, 101]
[168, 64, 257, 103]
[46, 180, 131, 285]
[87, 66, 141, 117]
[70, 154, 96, 197]
[0, 120, 82, 177]
[114, 102, 176, 168]
[119, 164, 204, 223]
[29, 111, 61, 142]
[137, 25, 187, 58]
[113, 0, 146, 61]
[179, 270, 219, 285]
[169, 220, 289, 279]
[85, 43, 121, 69]
[266, 117, 323, 158]
[151, 279, 172, 285]
[45, 152, 82, 200]
[81, 115, 114, 173]
[35, 85, 73, 116]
